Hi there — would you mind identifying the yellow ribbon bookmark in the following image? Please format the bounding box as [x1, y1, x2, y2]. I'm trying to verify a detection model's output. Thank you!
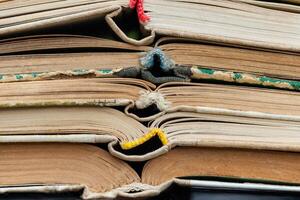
[121, 128, 168, 150]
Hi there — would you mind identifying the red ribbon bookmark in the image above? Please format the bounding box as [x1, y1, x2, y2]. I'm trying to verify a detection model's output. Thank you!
[129, 0, 150, 23]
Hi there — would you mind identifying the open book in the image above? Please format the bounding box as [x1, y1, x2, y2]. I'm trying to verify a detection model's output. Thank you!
[0, 78, 298, 114]
[1, 0, 300, 52]
[0, 35, 300, 91]
[1, 143, 300, 199]
[1, 105, 300, 161]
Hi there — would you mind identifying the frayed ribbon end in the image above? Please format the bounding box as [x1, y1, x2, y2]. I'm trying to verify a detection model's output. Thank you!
[135, 91, 171, 111]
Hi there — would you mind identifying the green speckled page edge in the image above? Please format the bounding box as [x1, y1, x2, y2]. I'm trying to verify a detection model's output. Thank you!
[0, 68, 117, 83]
[1, 65, 300, 92]
[191, 66, 300, 91]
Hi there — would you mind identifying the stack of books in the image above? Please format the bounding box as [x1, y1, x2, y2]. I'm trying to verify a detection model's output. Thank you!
[0, 0, 300, 199]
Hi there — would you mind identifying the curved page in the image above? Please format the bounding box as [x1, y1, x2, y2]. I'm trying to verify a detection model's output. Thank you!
[151, 111, 300, 152]
[142, 147, 300, 185]
[0, 78, 154, 108]
[0, 143, 140, 193]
